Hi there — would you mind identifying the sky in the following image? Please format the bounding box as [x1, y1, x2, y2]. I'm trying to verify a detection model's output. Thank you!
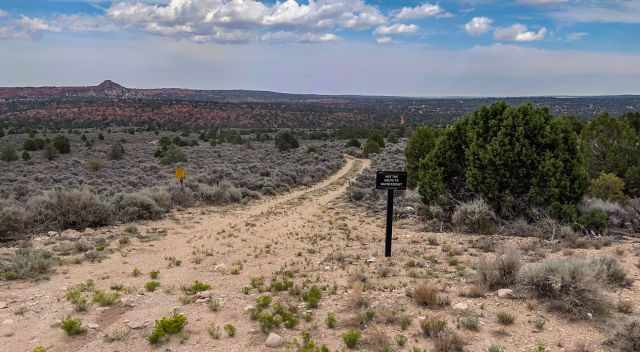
[0, 0, 639, 96]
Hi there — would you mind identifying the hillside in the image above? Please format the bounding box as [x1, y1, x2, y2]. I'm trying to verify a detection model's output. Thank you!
[0, 81, 639, 128]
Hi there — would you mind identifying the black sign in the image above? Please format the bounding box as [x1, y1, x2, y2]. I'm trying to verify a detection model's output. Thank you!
[376, 171, 407, 190]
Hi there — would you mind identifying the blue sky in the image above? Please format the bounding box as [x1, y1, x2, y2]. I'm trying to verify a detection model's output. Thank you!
[0, 1, 639, 96]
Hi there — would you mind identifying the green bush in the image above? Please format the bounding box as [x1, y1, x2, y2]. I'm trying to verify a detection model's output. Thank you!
[405, 126, 440, 188]
[109, 142, 125, 160]
[145, 280, 160, 292]
[23, 138, 46, 151]
[578, 209, 608, 234]
[148, 312, 187, 345]
[52, 135, 71, 154]
[302, 286, 321, 309]
[342, 329, 361, 349]
[589, 173, 626, 202]
[275, 132, 299, 152]
[61, 317, 85, 336]
[183, 280, 210, 295]
[345, 139, 361, 148]
[362, 138, 381, 156]
[581, 113, 639, 179]
[0, 144, 18, 162]
[368, 132, 385, 148]
[159, 144, 187, 165]
[22, 150, 31, 161]
[111, 192, 164, 222]
[417, 102, 588, 220]
[93, 290, 120, 306]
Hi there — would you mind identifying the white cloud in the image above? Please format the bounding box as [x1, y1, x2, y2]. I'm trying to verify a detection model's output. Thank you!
[107, 0, 386, 44]
[494, 24, 547, 42]
[393, 3, 452, 20]
[20, 16, 61, 33]
[465, 17, 492, 36]
[261, 31, 339, 43]
[376, 36, 392, 44]
[374, 23, 418, 36]
[0, 9, 8, 18]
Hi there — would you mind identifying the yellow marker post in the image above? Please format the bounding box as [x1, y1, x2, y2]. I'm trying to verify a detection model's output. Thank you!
[175, 166, 186, 186]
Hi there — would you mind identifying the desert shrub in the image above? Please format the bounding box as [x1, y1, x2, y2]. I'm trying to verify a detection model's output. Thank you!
[579, 197, 630, 229]
[624, 166, 640, 197]
[183, 280, 210, 295]
[108, 142, 125, 160]
[275, 132, 299, 152]
[0, 202, 29, 240]
[369, 132, 385, 149]
[581, 113, 639, 180]
[141, 187, 172, 211]
[197, 181, 242, 205]
[590, 256, 629, 287]
[148, 312, 187, 345]
[111, 192, 164, 222]
[28, 189, 112, 231]
[433, 330, 465, 352]
[0, 144, 18, 162]
[362, 138, 381, 156]
[145, 281, 160, 292]
[23, 137, 46, 151]
[21, 150, 31, 161]
[476, 245, 521, 289]
[589, 173, 626, 203]
[223, 323, 236, 337]
[303, 286, 322, 308]
[342, 329, 361, 349]
[43, 143, 57, 160]
[421, 316, 448, 337]
[413, 282, 448, 307]
[0, 248, 57, 280]
[577, 209, 608, 234]
[451, 198, 497, 234]
[519, 257, 610, 319]
[166, 184, 196, 208]
[52, 135, 71, 154]
[418, 102, 588, 220]
[85, 159, 104, 172]
[606, 320, 640, 352]
[406, 126, 440, 188]
[345, 139, 361, 148]
[159, 144, 187, 165]
[61, 317, 85, 336]
[496, 311, 515, 325]
[93, 290, 120, 306]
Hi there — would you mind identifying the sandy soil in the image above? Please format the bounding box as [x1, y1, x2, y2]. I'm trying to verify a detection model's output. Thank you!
[1, 156, 638, 352]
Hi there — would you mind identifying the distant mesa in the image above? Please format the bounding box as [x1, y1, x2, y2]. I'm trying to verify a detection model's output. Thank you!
[96, 80, 125, 90]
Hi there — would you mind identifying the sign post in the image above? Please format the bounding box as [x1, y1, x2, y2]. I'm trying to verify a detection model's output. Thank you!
[175, 166, 186, 186]
[375, 171, 407, 257]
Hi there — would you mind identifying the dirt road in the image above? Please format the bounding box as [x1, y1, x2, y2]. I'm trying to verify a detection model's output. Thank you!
[1, 156, 635, 352]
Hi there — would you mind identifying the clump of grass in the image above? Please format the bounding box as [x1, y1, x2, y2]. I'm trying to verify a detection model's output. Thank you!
[303, 286, 321, 309]
[413, 282, 449, 307]
[208, 298, 222, 312]
[32, 346, 47, 352]
[476, 245, 521, 289]
[61, 317, 86, 336]
[421, 317, 448, 337]
[617, 299, 634, 314]
[326, 312, 337, 329]
[149, 270, 160, 279]
[399, 314, 412, 330]
[459, 314, 479, 331]
[488, 344, 505, 352]
[496, 311, 515, 325]
[208, 324, 221, 339]
[93, 290, 120, 306]
[147, 312, 187, 345]
[65, 288, 90, 312]
[433, 330, 465, 352]
[1, 248, 57, 280]
[145, 280, 160, 292]
[395, 334, 408, 347]
[182, 280, 210, 295]
[224, 323, 236, 337]
[342, 329, 361, 349]
[131, 268, 141, 277]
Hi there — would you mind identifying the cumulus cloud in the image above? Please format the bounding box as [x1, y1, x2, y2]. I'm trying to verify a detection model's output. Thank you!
[0, 9, 8, 18]
[494, 24, 547, 42]
[107, 0, 387, 44]
[374, 23, 418, 36]
[392, 3, 452, 20]
[465, 17, 492, 36]
[261, 31, 339, 43]
[376, 36, 392, 44]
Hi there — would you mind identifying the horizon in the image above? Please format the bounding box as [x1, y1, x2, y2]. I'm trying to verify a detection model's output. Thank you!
[1, 1, 639, 96]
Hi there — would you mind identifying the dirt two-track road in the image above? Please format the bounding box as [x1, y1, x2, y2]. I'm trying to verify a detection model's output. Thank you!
[1, 156, 637, 352]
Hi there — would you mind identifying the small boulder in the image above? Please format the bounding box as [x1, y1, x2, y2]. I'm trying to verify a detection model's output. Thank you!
[265, 333, 284, 348]
[497, 289, 514, 299]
